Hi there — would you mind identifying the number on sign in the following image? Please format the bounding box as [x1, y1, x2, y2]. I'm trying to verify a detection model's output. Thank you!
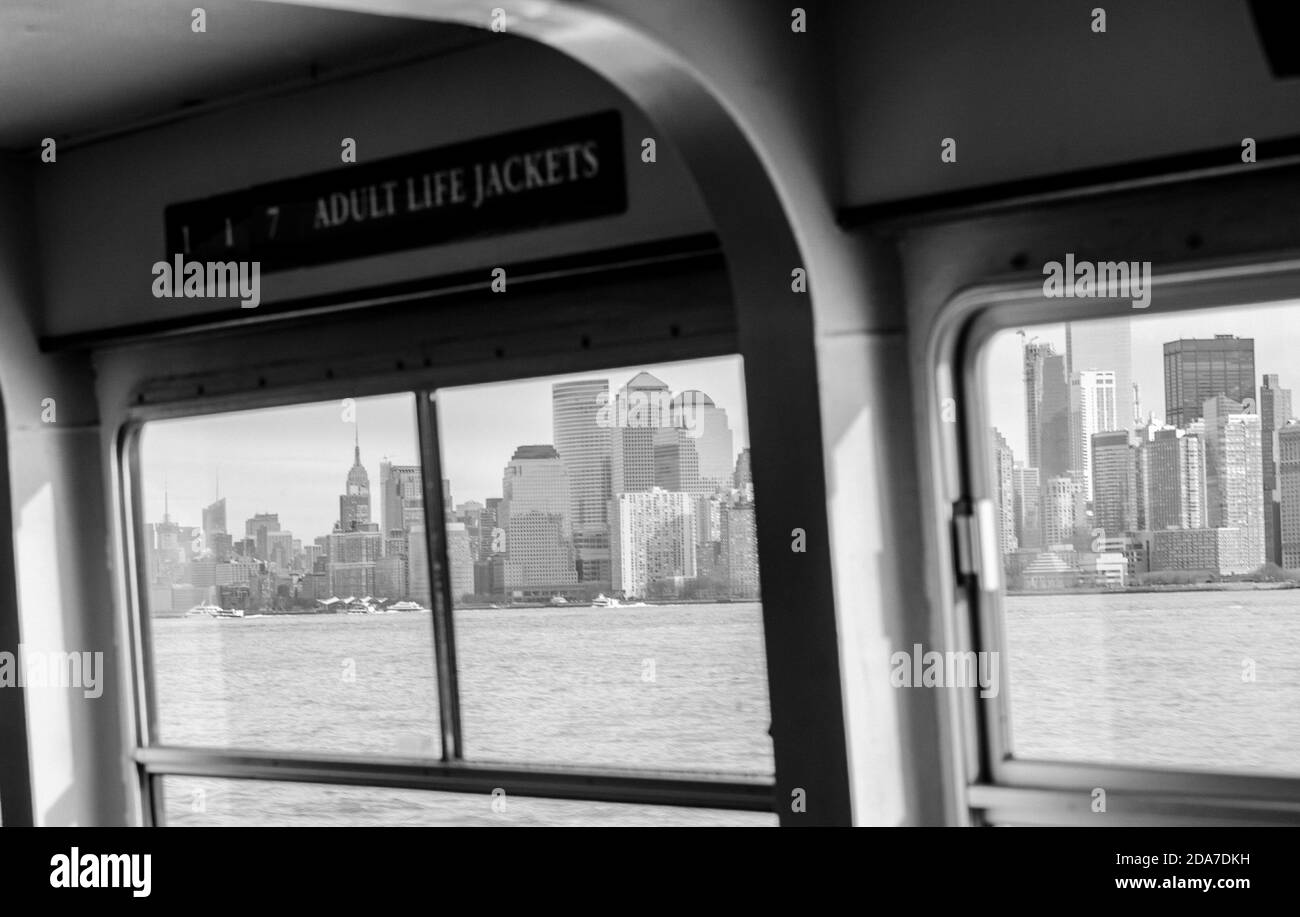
[265, 206, 280, 240]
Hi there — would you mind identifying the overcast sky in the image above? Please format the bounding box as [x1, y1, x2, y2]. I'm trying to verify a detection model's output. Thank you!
[141, 355, 749, 541]
[984, 301, 1300, 462]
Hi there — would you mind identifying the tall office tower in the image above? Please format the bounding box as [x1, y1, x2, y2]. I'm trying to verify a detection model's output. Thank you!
[406, 523, 431, 606]
[1042, 475, 1086, 547]
[245, 513, 280, 560]
[375, 554, 407, 600]
[721, 497, 760, 599]
[1138, 429, 1207, 531]
[610, 371, 671, 494]
[1277, 422, 1300, 567]
[991, 428, 1018, 555]
[1069, 370, 1117, 501]
[379, 461, 423, 541]
[1260, 374, 1292, 565]
[734, 447, 752, 491]
[1163, 335, 1256, 427]
[326, 525, 383, 597]
[1011, 464, 1042, 550]
[1038, 353, 1072, 481]
[674, 391, 735, 493]
[609, 488, 697, 598]
[1091, 431, 1138, 537]
[552, 379, 613, 584]
[202, 496, 227, 553]
[1022, 341, 1055, 469]
[445, 522, 475, 603]
[265, 531, 295, 571]
[483, 497, 502, 558]
[501, 445, 574, 594]
[1067, 318, 1133, 426]
[1203, 396, 1265, 569]
[339, 430, 371, 532]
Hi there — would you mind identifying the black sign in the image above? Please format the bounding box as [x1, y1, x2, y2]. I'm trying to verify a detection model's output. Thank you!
[164, 110, 626, 273]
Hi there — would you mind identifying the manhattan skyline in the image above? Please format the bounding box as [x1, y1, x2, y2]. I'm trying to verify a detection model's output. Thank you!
[142, 355, 751, 541]
[986, 300, 1300, 463]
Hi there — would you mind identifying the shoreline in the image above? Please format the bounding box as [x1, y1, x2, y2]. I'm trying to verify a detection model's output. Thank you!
[1008, 581, 1300, 597]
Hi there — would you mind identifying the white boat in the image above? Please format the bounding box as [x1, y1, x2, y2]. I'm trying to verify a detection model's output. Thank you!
[389, 601, 428, 612]
[591, 594, 621, 608]
[186, 603, 224, 617]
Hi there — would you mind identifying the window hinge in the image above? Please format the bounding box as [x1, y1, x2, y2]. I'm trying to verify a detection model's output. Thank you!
[951, 498, 1001, 594]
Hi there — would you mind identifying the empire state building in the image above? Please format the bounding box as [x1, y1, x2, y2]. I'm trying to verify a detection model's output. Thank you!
[339, 429, 371, 531]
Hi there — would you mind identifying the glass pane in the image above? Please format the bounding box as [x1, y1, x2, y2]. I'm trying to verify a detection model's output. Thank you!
[161, 776, 776, 826]
[981, 306, 1300, 774]
[437, 356, 773, 775]
[138, 394, 442, 758]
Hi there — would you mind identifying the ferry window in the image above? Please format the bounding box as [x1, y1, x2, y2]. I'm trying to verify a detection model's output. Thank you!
[436, 356, 772, 775]
[137, 394, 444, 759]
[161, 776, 776, 827]
[976, 305, 1300, 776]
[129, 357, 776, 824]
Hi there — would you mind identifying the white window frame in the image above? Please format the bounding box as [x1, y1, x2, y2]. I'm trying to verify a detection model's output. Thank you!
[931, 253, 1300, 826]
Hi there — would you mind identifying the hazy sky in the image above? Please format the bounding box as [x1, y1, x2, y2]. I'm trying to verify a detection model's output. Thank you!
[142, 355, 750, 541]
[985, 301, 1300, 462]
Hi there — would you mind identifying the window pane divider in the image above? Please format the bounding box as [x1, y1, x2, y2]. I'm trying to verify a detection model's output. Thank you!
[416, 389, 464, 761]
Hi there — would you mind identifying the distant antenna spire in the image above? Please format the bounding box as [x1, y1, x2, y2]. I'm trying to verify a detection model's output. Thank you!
[1132, 382, 1141, 425]
[354, 424, 361, 466]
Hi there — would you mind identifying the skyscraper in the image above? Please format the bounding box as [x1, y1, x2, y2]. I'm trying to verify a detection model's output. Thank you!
[1070, 370, 1118, 501]
[202, 496, 227, 558]
[1023, 341, 1055, 471]
[676, 391, 735, 493]
[1067, 318, 1133, 426]
[1042, 475, 1085, 547]
[245, 513, 280, 560]
[991, 428, 1018, 556]
[610, 372, 670, 494]
[1277, 422, 1300, 568]
[1260, 374, 1292, 566]
[1091, 430, 1137, 537]
[552, 379, 613, 584]
[1202, 395, 1265, 570]
[339, 430, 371, 531]
[610, 487, 697, 598]
[1163, 336, 1256, 428]
[1011, 464, 1041, 550]
[501, 444, 574, 597]
[1038, 353, 1072, 481]
[380, 461, 423, 541]
[1138, 429, 1207, 531]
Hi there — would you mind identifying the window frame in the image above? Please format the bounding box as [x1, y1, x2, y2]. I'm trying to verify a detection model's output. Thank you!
[932, 251, 1300, 826]
[116, 323, 783, 825]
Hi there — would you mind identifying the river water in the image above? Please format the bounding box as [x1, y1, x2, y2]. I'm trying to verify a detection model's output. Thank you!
[153, 591, 1300, 825]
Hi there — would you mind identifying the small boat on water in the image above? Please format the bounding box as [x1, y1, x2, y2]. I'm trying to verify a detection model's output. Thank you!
[549, 595, 569, 605]
[591, 593, 621, 608]
[388, 600, 427, 612]
[186, 604, 244, 618]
